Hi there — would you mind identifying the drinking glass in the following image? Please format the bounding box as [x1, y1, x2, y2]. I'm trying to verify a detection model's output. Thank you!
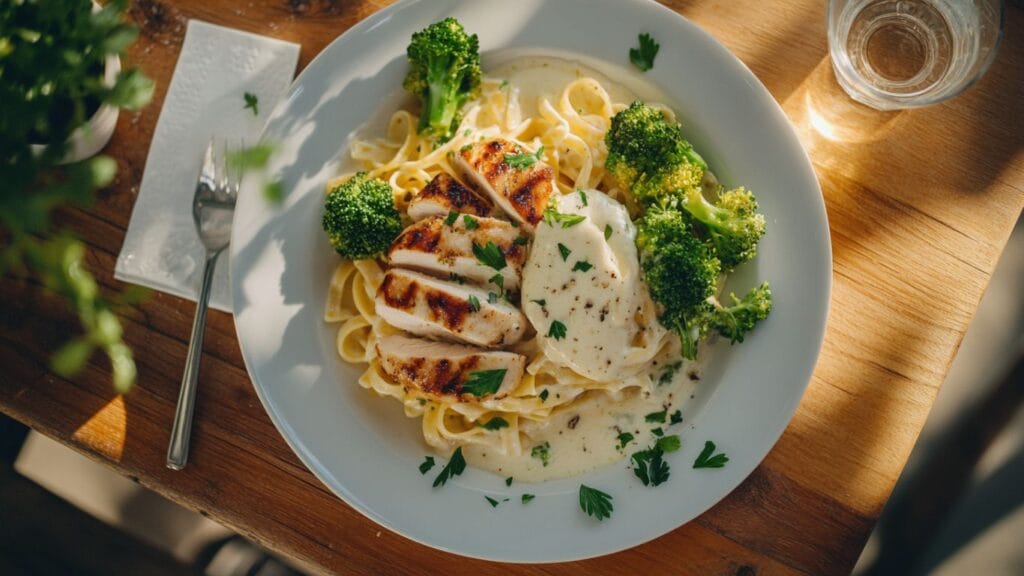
[828, 0, 1004, 110]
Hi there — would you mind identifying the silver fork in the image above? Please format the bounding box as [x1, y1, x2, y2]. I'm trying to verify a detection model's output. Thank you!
[167, 140, 238, 470]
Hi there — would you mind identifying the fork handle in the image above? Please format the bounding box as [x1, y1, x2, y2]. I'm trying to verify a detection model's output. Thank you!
[166, 250, 221, 470]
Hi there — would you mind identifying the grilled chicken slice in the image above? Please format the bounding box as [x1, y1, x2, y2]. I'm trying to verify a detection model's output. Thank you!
[453, 139, 557, 232]
[376, 334, 525, 400]
[407, 173, 493, 222]
[387, 215, 527, 291]
[376, 268, 528, 347]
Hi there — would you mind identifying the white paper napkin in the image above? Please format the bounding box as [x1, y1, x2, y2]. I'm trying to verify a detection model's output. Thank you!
[115, 20, 300, 312]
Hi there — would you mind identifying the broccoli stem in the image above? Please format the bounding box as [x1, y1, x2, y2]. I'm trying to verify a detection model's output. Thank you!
[681, 189, 727, 234]
[424, 59, 461, 138]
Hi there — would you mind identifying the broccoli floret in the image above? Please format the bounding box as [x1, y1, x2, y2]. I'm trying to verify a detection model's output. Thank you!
[680, 186, 766, 270]
[322, 173, 402, 260]
[635, 209, 720, 359]
[709, 282, 773, 343]
[403, 18, 481, 143]
[605, 101, 707, 207]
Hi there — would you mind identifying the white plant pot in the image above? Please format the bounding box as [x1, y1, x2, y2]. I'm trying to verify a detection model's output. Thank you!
[30, 53, 121, 165]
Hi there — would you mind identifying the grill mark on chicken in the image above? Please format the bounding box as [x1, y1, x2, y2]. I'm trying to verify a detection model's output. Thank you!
[416, 173, 492, 216]
[379, 273, 417, 308]
[390, 218, 443, 253]
[511, 167, 552, 224]
[425, 291, 470, 331]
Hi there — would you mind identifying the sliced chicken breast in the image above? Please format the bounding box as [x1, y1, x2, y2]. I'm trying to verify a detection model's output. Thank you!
[376, 334, 524, 400]
[387, 215, 528, 291]
[407, 173, 493, 222]
[376, 268, 528, 347]
[453, 139, 557, 232]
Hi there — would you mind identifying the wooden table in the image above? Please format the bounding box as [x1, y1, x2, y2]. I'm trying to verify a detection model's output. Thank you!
[2, 1, 1022, 574]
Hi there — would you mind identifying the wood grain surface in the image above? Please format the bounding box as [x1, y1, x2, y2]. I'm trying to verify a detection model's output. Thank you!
[2, 1, 1023, 575]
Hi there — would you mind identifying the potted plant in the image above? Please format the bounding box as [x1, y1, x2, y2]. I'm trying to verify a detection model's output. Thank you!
[0, 0, 154, 391]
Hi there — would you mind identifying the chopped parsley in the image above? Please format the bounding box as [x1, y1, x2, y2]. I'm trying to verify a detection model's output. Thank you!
[631, 447, 670, 486]
[505, 476, 513, 487]
[693, 440, 729, 469]
[656, 435, 681, 453]
[543, 205, 587, 228]
[432, 447, 466, 487]
[531, 441, 551, 467]
[444, 211, 459, 226]
[473, 241, 507, 271]
[651, 427, 664, 437]
[418, 456, 435, 474]
[460, 144, 472, 152]
[531, 299, 547, 307]
[629, 32, 660, 72]
[645, 409, 667, 423]
[464, 129, 472, 136]
[504, 146, 544, 169]
[479, 416, 509, 430]
[489, 273, 504, 290]
[448, 272, 466, 284]
[243, 91, 259, 115]
[485, 496, 501, 508]
[513, 235, 530, 246]
[539, 389, 549, 402]
[604, 224, 613, 240]
[616, 432, 634, 450]
[548, 320, 567, 340]
[658, 362, 682, 386]
[670, 410, 683, 425]
[488, 292, 498, 304]
[463, 214, 479, 229]
[572, 260, 593, 272]
[467, 294, 481, 312]
[579, 484, 613, 520]
[462, 369, 507, 397]
[557, 243, 572, 261]
[522, 493, 535, 504]
[578, 189, 588, 206]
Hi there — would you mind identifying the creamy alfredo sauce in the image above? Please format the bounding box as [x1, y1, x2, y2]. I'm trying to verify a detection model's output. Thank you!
[461, 57, 702, 482]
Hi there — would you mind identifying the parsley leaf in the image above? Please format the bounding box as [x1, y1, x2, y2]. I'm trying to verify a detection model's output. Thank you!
[693, 440, 729, 469]
[656, 435, 681, 453]
[658, 362, 682, 386]
[531, 442, 551, 467]
[631, 447, 670, 486]
[543, 206, 586, 228]
[460, 144, 472, 152]
[616, 432, 634, 450]
[651, 427, 664, 437]
[489, 273, 504, 290]
[418, 456, 435, 474]
[463, 214, 479, 230]
[444, 211, 459, 226]
[243, 91, 259, 115]
[473, 241, 507, 271]
[488, 292, 498, 304]
[548, 320, 567, 340]
[480, 416, 509, 430]
[579, 485, 613, 520]
[467, 294, 481, 312]
[485, 496, 501, 508]
[572, 260, 593, 272]
[629, 32, 660, 72]
[505, 476, 513, 487]
[558, 243, 572, 261]
[539, 389, 549, 402]
[432, 447, 466, 487]
[504, 146, 544, 169]
[578, 189, 588, 206]
[522, 493, 535, 504]
[670, 410, 683, 425]
[531, 299, 547, 307]
[645, 409, 667, 423]
[462, 369, 507, 397]
[604, 224, 613, 240]
[513, 235, 529, 246]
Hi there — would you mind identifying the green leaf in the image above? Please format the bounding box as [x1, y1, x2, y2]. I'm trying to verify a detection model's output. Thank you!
[578, 189, 588, 206]
[531, 442, 551, 467]
[538, 389, 549, 402]
[487, 292, 498, 304]
[449, 272, 466, 284]
[102, 26, 139, 55]
[488, 273, 504, 290]
[693, 440, 729, 469]
[645, 410, 666, 423]
[631, 447, 670, 486]
[51, 338, 95, 377]
[444, 211, 459, 226]
[505, 476, 513, 486]
[463, 214, 479, 230]
[531, 299, 546, 307]
[227, 144, 274, 170]
[93, 309, 123, 346]
[107, 343, 136, 394]
[521, 493, 535, 504]
[670, 410, 683, 425]
[513, 235, 529, 246]
[651, 427, 663, 437]
[656, 435, 681, 453]
[629, 32, 660, 72]
[432, 447, 466, 487]
[243, 91, 259, 116]
[105, 68, 155, 110]
[263, 180, 285, 203]
[543, 206, 586, 229]
[88, 156, 117, 188]
[604, 224, 613, 240]
[467, 294, 481, 312]
[658, 362, 682, 386]
[419, 456, 435, 474]
[547, 320, 567, 341]
[616, 432, 634, 450]
[557, 243, 571, 261]
[485, 496, 501, 508]
[572, 260, 593, 272]
[579, 484, 613, 520]
[472, 241, 507, 271]
[479, 416, 509, 430]
[504, 146, 544, 169]
[462, 369, 507, 397]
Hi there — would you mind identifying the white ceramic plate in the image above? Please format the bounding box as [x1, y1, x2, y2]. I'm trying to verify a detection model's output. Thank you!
[231, 0, 831, 563]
